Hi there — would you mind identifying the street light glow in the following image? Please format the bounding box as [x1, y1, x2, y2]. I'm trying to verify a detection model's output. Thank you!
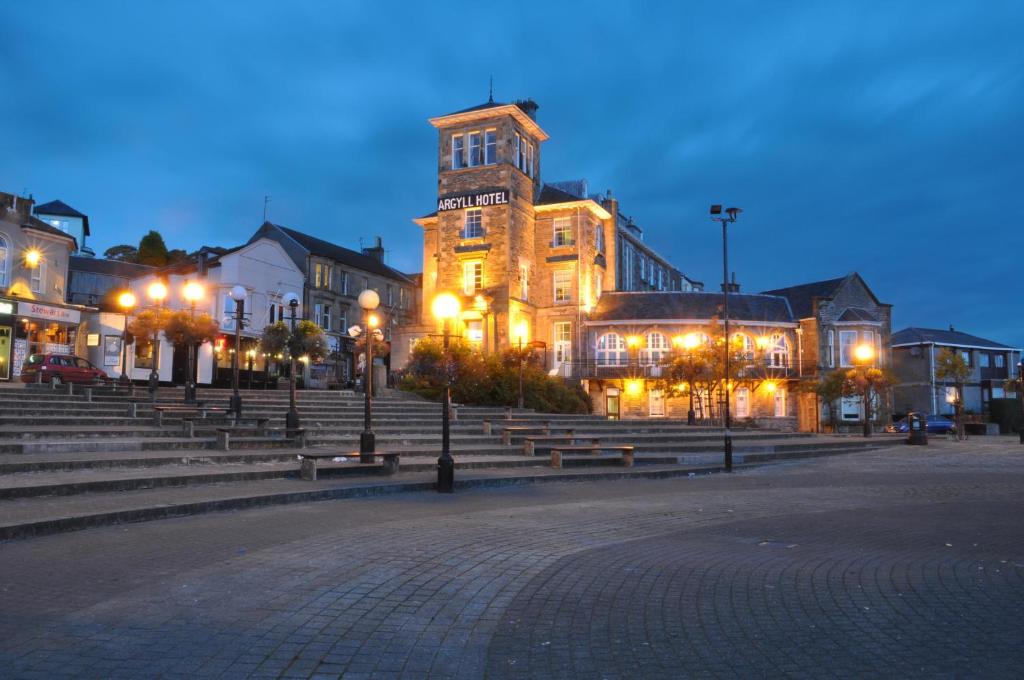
[854, 343, 874, 363]
[183, 281, 205, 303]
[626, 335, 642, 349]
[368, 313, 380, 328]
[117, 291, 137, 310]
[24, 249, 41, 267]
[147, 281, 168, 302]
[432, 293, 461, 321]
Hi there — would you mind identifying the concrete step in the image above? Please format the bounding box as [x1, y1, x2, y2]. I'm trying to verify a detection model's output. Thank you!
[0, 436, 300, 455]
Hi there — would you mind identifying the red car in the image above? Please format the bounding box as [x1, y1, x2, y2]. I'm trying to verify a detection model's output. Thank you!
[20, 354, 109, 385]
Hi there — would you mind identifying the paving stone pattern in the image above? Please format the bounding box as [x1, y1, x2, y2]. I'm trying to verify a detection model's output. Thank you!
[1, 439, 1023, 678]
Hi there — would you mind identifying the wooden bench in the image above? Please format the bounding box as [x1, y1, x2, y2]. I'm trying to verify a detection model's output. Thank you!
[151, 404, 229, 426]
[549, 445, 635, 469]
[216, 427, 305, 451]
[497, 424, 561, 446]
[297, 451, 400, 480]
[182, 416, 269, 438]
[523, 435, 599, 457]
[482, 418, 549, 435]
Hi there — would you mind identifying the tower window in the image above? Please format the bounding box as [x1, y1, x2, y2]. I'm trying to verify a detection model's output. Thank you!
[462, 208, 483, 239]
[452, 134, 466, 169]
[485, 130, 497, 164]
[468, 132, 482, 167]
[462, 260, 482, 295]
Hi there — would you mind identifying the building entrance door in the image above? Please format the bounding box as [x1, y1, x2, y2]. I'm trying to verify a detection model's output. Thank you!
[606, 387, 620, 420]
[649, 389, 665, 417]
[0, 326, 10, 380]
[553, 322, 571, 377]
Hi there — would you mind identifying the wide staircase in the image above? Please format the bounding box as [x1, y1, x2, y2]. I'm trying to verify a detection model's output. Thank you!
[0, 383, 897, 539]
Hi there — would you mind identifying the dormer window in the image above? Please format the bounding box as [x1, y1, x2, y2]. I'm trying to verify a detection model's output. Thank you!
[462, 208, 483, 239]
[452, 134, 466, 169]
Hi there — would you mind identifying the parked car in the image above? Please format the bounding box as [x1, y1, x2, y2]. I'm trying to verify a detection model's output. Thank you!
[886, 414, 956, 434]
[20, 354, 109, 385]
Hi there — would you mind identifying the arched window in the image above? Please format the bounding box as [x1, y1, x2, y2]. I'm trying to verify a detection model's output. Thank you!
[641, 332, 669, 365]
[596, 332, 627, 366]
[767, 334, 790, 368]
[0, 234, 8, 288]
[732, 333, 754, 360]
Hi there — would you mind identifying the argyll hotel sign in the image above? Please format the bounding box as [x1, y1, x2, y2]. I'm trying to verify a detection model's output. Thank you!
[437, 189, 509, 213]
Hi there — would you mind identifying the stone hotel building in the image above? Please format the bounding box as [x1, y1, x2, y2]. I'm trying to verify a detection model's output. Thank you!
[397, 97, 701, 370]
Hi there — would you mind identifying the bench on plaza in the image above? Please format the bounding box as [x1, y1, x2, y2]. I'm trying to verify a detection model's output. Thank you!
[522, 434, 600, 457]
[296, 450, 400, 481]
[496, 424, 562, 446]
[549, 444, 635, 469]
[215, 427, 305, 451]
[181, 416, 270, 438]
[482, 418, 550, 435]
[151, 404, 228, 426]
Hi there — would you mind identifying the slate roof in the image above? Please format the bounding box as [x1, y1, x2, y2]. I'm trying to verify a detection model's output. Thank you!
[536, 184, 584, 206]
[837, 307, 878, 322]
[69, 256, 155, 279]
[439, 100, 538, 118]
[270, 223, 413, 284]
[761, 275, 848, 318]
[891, 327, 1015, 350]
[21, 215, 78, 248]
[590, 291, 794, 324]
[33, 199, 90, 236]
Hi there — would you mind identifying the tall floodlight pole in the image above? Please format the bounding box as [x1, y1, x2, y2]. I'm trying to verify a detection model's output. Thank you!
[711, 205, 742, 472]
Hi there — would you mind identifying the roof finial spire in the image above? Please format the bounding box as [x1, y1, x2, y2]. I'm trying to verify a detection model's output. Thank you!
[488, 75, 494, 103]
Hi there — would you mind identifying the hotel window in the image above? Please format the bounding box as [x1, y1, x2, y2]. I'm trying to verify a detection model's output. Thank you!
[553, 269, 572, 304]
[462, 208, 483, 239]
[322, 304, 332, 332]
[462, 260, 482, 296]
[484, 129, 497, 164]
[30, 258, 45, 294]
[827, 330, 835, 368]
[0, 234, 8, 287]
[595, 332, 627, 366]
[553, 217, 572, 247]
[314, 263, 332, 290]
[468, 132, 482, 167]
[519, 264, 529, 299]
[339, 271, 349, 295]
[452, 134, 466, 169]
[514, 133, 521, 171]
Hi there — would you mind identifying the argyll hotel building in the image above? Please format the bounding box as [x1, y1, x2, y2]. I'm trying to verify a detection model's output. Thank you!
[401, 98, 700, 372]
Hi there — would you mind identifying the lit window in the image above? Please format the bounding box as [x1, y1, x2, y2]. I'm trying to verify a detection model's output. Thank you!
[732, 333, 754, 361]
[467, 320, 483, 345]
[596, 332, 627, 366]
[767, 334, 790, 368]
[641, 332, 669, 365]
[553, 217, 572, 247]
[774, 387, 788, 417]
[452, 134, 465, 169]
[462, 261, 482, 295]
[462, 208, 483, 239]
[484, 129, 497, 164]
[839, 330, 857, 367]
[468, 132, 482, 167]
[553, 270, 572, 304]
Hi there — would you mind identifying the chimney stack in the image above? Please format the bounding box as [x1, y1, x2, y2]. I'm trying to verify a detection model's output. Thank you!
[362, 236, 385, 263]
[721, 272, 740, 293]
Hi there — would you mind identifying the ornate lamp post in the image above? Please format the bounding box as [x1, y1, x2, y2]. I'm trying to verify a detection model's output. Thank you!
[182, 281, 205, 404]
[432, 292, 461, 493]
[117, 291, 136, 386]
[710, 205, 742, 472]
[145, 281, 168, 398]
[358, 288, 381, 464]
[853, 343, 875, 438]
[284, 292, 301, 435]
[228, 285, 247, 418]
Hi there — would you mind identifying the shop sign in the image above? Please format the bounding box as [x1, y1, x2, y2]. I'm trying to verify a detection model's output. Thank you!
[18, 302, 81, 325]
[0, 301, 13, 315]
[437, 189, 509, 212]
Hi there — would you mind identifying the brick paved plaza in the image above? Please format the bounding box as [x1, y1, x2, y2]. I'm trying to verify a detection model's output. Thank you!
[2, 439, 1023, 679]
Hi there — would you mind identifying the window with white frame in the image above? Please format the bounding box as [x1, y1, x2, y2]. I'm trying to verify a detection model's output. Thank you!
[596, 332, 627, 366]
[484, 129, 497, 164]
[322, 304, 331, 331]
[553, 217, 572, 247]
[774, 387, 788, 417]
[467, 320, 483, 345]
[386, 284, 394, 307]
[828, 329, 835, 368]
[462, 208, 483, 239]
[452, 134, 466, 169]
[960, 350, 971, 366]
[841, 395, 862, 420]
[468, 132, 482, 167]
[767, 334, 790, 368]
[0, 234, 8, 288]
[313, 303, 323, 327]
[641, 332, 669, 365]
[314, 263, 332, 290]
[735, 387, 751, 418]
[462, 260, 482, 296]
[519, 264, 529, 300]
[839, 330, 858, 367]
[732, 333, 755, 361]
[995, 354, 1005, 368]
[553, 270, 572, 304]
[30, 258, 45, 294]
[339, 271, 348, 295]
[339, 310, 347, 334]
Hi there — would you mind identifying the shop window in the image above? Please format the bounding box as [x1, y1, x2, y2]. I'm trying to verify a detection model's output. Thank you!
[468, 132, 482, 167]
[452, 134, 465, 169]
[134, 339, 154, 370]
[462, 261, 482, 296]
[484, 129, 497, 164]
[553, 270, 572, 304]
[553, 218, 573, 247]
[596, 332, 627, 366]
[467, 320, 483, 346]
[462, 208, 483, 239]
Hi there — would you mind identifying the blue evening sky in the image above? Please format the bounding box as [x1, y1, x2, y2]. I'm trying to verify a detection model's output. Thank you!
[2, 2, 1022, 348]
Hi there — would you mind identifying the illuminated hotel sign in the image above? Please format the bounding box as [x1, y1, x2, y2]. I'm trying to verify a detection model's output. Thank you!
[18, 302, 81, 324]
[437, 189, 509, 212]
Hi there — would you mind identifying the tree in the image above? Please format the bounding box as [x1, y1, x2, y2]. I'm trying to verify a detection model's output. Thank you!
[162, 311, 218, 346]
[127, 309, 170, 341]
[842, 366, 896, 437]
[288, 320, 329, 363]
[935, 348, 971, 440]
[259, 322, 291, 358]
[167, 249, 191, 266]
[800, 370, 846, 432]
[104, 244, 139, 262]
[137, 230, 170, 267]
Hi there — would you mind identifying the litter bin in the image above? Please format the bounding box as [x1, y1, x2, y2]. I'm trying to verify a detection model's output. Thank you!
[907, 412, 927, 445]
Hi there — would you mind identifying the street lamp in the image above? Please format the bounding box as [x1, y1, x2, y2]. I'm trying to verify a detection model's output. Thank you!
[228, 285, 247, 419]
[117, 291, 136, 386]
[710, 204, 742, 472]
[432, 292, 461, 493]
[284, 292, 301, 435]
[182, 280, 205, 404]
[146, 281, 168, 397]
[853, 342, 875, 438]
[514, 320, 529, 410]
[358, 288, 381, 464]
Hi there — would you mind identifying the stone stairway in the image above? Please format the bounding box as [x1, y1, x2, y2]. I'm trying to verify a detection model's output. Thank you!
[0, 383, 899, 539]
